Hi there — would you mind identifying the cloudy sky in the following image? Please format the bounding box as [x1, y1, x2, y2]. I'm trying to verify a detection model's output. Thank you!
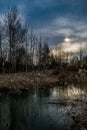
[0, 0, 87, 52]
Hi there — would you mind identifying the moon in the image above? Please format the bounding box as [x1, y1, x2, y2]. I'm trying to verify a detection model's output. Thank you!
[64, 37, 70, 42]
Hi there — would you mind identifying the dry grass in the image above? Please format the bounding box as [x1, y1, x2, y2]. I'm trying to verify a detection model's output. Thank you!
[0, 68, 86, 91]
[0, 70, 59, 91]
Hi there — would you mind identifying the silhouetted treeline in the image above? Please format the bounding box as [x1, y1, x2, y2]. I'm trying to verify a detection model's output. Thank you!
[0, 7, 51, 73]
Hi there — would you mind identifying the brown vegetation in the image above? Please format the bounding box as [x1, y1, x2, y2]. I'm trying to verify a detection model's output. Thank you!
[0, 68, 87, 93]
[0, 70, 59, 91]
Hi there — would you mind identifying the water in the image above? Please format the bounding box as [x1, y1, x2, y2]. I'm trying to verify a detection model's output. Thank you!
[0, 84, 86, 130]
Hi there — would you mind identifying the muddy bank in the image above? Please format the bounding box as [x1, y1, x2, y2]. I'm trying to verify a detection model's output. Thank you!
[70, 105, 87, 130]
[48, 97, 87, 130]
[48, 98, 83, 106]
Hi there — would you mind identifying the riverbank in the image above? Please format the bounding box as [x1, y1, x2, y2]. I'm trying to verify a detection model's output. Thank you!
[48, 96, 87, 130]
[70, 103, 87, 130]
[0, 68, 87, 93]
[0, 70, 59, 92]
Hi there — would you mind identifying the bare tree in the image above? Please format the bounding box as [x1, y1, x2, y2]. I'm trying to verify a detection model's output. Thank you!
[4, 6, 26, 72]
[79, 42, 83, 67]
[0, 23, 2, 58]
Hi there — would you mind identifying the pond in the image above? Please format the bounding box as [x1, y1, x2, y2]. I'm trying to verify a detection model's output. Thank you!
[0, 84, 87, 130]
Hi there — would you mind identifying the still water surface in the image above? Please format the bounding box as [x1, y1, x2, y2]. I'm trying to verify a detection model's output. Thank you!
[0, 84, 86, 130]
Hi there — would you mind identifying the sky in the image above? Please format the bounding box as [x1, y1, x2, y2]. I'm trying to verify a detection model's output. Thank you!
[0, 0, 87, 53]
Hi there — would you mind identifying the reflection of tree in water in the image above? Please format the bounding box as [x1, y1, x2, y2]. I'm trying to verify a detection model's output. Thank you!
[0, 95, 10, 130]
[0, 90, 54, 130]
[0, 86, 87, 130]
[0, 94, 31, 130]
[0, 92, 46, 130]
[9, 97, 28, 130]
[51, 84, 87, 99]
[36, 88, 51, 98]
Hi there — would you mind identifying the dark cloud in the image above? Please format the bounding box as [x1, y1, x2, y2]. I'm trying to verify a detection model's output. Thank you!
[0, 0, 87, 46]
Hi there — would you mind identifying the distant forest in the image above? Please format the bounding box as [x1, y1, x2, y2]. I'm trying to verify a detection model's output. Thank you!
[0, 6, 87, 73]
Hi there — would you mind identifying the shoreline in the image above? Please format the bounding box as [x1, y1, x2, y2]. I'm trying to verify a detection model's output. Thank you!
[0, 69, 87, 93]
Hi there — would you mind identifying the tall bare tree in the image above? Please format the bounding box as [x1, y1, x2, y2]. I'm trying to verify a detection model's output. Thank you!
[5, 6, 26, 72]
